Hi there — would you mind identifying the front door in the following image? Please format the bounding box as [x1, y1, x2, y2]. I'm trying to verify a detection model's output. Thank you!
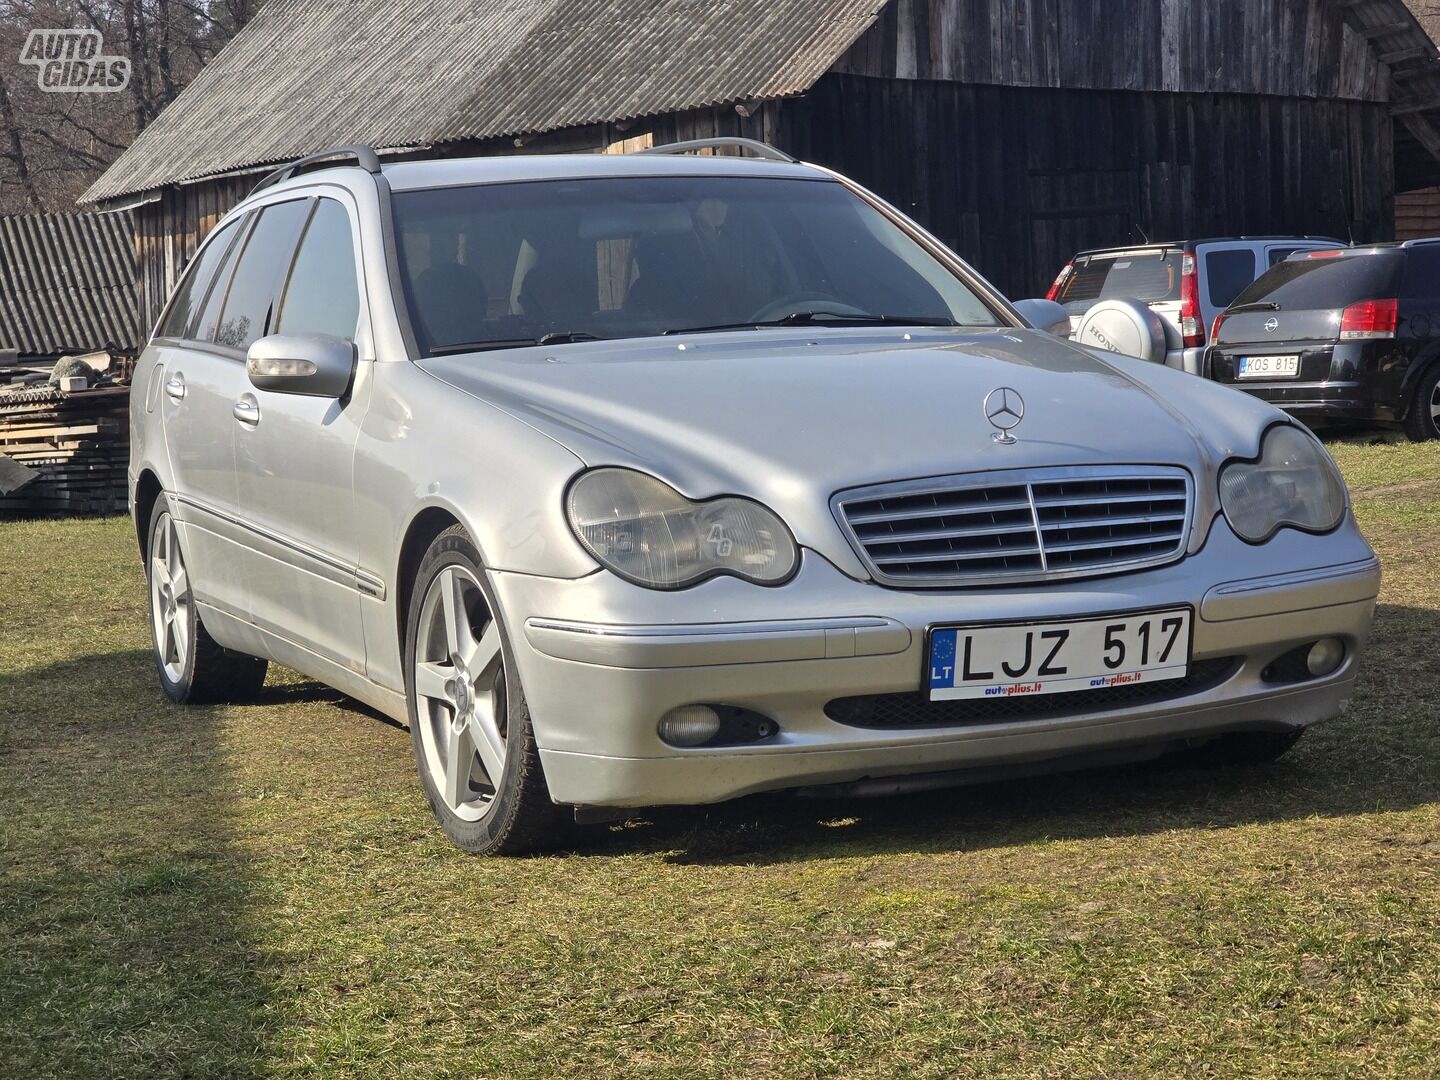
[232, 195, 370, 670]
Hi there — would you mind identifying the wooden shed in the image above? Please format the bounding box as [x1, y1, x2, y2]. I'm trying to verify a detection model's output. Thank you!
[83, 0, 1440, 320]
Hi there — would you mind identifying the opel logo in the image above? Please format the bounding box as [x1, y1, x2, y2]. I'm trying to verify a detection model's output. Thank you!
[1264, 317, 1279, 333]
[984, 387, 1025, 445]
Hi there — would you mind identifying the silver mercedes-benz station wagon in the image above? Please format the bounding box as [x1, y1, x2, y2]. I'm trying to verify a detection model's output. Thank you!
[131, 140, 1380, 854]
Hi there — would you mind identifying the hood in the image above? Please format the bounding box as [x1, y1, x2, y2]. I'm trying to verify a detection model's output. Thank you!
[418, 327, 1280, 572]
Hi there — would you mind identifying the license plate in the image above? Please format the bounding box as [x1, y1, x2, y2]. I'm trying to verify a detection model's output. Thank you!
[1238, 354, 1300, 378]
[927, 609, 1192, 702]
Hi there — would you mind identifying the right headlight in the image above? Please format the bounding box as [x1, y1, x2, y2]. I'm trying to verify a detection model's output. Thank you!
[1218, 424, 1347, 543]
[565, 468, 798, 589]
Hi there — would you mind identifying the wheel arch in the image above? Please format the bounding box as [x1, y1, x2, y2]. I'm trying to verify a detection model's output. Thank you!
[133, 468, 165, 561]
[1398, 342, 1440, 419]
[394, 505, 466, 655]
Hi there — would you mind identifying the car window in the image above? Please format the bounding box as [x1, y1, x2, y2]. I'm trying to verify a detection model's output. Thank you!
[212, 198, 311, 351]
[1232, 252, 1405, 311]
[1400, 249, 1440, 299]
[157, 217, 243, 341]
[1054, 251, 1181, 315]
[192, 214, 252, 344]
[1267, 246, 1302, 267]
[275, 199, 361, 341]
[391, 176, 1002, 355]
[1204, 248, 1257, 309]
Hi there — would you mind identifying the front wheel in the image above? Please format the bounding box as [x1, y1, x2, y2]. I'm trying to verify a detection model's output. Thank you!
[404, 526, 570, 855]
[1402, 362, 1440, 442]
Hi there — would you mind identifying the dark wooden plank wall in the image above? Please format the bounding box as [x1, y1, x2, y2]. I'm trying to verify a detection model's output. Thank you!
[784, 74, 1394, 296]
[832, 0, 1389, 103]
[134, 175, 254, 330]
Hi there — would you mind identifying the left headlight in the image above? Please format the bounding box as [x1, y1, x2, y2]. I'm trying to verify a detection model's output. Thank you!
[565, 468, 799, 589]
[1218, 424, 1347, 543]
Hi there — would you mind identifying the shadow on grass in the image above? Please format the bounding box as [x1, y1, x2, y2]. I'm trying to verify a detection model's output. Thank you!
[580, 602, 1440, 866]
[0, 648, 274, 1079]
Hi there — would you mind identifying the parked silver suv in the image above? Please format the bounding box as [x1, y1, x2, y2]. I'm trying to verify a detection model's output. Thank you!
[1048, 237, 1343, 373]
[132, 143, 1378, 855]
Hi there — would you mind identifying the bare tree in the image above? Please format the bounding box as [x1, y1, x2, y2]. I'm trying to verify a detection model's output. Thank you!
[0, 0, 263, 212]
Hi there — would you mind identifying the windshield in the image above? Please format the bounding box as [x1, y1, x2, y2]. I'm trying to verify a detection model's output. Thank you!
[391, 175, 1002, 355]
[1056, 251, 1182, 316]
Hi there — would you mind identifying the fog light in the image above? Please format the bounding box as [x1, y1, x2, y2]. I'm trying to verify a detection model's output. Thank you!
[658, 705, 722, 747]
[1306, 638, 1345, 677]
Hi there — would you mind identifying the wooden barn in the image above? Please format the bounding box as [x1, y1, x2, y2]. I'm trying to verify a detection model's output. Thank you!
[83, 0, 1440, 322]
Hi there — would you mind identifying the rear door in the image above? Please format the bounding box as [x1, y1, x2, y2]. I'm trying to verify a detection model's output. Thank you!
[232, 194, 370, 669]
[154, 213, 253, 618]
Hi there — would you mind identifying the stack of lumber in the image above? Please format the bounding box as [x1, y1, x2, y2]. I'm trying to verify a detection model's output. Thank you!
[0, 385, 130, 516]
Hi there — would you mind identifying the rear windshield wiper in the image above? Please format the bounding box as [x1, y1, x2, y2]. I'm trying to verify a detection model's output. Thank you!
[665, 312, 959, 335]
[427, 331, 602, 355]
[1225, 301, 1282, 316]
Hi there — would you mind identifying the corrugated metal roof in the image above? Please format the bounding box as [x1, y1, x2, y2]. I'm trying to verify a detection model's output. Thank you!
[0, 212, 140, 358]
[83, 0, 887, 203]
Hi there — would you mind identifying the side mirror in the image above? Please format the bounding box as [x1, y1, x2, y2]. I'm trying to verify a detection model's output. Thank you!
[246, 334, 356, 398]
[1011, 298, 1072, 338]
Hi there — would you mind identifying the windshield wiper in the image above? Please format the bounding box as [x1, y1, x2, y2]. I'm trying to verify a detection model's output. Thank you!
[665, 312, 959, 335]
[427, 331, 602, 355]
[1225, 301, 1282, 316]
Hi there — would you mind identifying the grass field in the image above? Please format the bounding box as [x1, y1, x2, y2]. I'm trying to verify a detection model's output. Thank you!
[2, 439, 1437, 1079]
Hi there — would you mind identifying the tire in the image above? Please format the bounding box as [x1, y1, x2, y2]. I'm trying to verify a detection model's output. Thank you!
[1182, 728, 1304, 768]
[1402, 361, 1440, 442]
[403, 525, 570, 855]
[146, 499, 268, 704]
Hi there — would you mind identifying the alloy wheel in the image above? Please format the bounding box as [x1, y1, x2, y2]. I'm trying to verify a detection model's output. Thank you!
[413, 566, 508, 821]
[1430, 381, 1440, 436]
[149, 511, 192, 684]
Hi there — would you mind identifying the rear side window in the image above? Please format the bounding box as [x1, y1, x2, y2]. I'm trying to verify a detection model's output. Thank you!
[212, 198, 311, 351]
[157, 218, 242, 340]
[276, 199, 361, 341]
[1400, 249, 1440, 299]
[1055, 251, 1181, 314]
[1231, 252, 1405, 311]
[1204, 249, 1257, 309]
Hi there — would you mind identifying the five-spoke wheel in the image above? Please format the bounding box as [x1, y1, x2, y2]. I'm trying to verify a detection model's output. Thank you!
[413, 565, 509, 821]
[404, 525, 567, 854]
[149, 510, 193, 685]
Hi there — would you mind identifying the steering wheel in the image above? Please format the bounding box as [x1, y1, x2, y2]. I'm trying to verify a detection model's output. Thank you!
[748, 294, 870, 324]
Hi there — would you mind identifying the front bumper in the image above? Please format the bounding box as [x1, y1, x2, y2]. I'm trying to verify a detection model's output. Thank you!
[490, 519, 1379, 808]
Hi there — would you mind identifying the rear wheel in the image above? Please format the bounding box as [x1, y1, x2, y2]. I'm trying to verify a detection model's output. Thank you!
[146, 501, 268, 704]
[404, 526, 569, 855]
[1402, 362, 1440, 442]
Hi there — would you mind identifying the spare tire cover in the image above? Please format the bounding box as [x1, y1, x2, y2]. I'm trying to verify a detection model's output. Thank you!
[1074, 299, 1168, 363]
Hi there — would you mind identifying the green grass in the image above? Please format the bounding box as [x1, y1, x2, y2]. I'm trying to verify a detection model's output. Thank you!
[2, 442, 1438, 1078]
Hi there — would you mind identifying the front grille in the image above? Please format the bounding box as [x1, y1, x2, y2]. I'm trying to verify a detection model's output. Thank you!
[826, 657, 1239, 729]
[834, 466, 1193, 587]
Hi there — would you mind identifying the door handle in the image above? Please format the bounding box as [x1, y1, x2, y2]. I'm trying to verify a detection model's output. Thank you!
[163, 374, 186, 401]
[232, 395, 260, 426]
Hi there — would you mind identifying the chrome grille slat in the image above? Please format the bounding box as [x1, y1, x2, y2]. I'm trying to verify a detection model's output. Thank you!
[833, 466, 1193, 588]
[845, 498, 1032, 524]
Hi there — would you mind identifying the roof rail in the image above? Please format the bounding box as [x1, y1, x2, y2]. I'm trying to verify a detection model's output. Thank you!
[635, 137, 797, 163]
[250, 145, 382, 195]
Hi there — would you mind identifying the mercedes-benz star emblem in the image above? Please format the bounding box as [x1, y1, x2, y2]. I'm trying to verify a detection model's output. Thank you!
[984, 387, 1024, 445]
[1264, 317, 1279, 333]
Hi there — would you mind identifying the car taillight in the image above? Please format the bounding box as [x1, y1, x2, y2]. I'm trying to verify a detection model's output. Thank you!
[1046, 262, 1074, 302]
[1211, 313, 1226, 341]
[1180, 253, 1204, 349]
[1339, 298, 1398, 340]
[1306, 250, 1344, 259]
